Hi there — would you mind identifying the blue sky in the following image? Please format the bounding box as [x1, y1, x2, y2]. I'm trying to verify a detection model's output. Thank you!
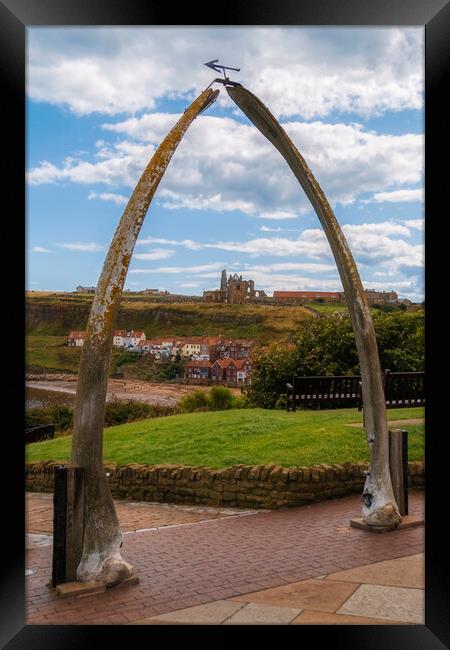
[26, 27, 424, 300]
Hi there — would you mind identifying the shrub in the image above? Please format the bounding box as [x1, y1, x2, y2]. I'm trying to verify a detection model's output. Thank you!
[25, 399, 177, 431]
[25, 405, 73, 431]
[209, 386, 233, 411]
[178, 390, 210, 412]
[104, 399, 176, 426]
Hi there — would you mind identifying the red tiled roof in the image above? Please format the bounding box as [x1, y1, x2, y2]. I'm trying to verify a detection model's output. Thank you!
[68, 331, 86, 339]
[130, 331, 145, 337]
[113, 330, 127, 337]
[213, 358, 247, 369]
[186, 360, 212, 368]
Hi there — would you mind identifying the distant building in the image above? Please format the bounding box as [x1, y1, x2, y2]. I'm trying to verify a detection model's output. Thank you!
[123, 331, 146, 348]
[185, 360, 212, 380]
[203, 269, 267, 304]
[113, 330, 128, 347]
[273, 291, 340, 304]
[210, 358, 252, 383]
[67, 331, 86, 347]
[142, 288, 169, 296]
[338, 290, 398, 305]
[112, 330, 146, 348]
[76, 285, 96, 293]
[363, 290, 398, 305]
[215, 339, 254, 359]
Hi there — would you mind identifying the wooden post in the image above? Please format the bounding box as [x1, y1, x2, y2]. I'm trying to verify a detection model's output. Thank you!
[389, 429, 408, 516]
[51, 465, 85, 587]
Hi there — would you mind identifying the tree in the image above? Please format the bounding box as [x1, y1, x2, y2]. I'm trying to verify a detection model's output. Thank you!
[228, 85, 401, 530]
[70, 88, 219, 586]
[247, 312, 424, 408]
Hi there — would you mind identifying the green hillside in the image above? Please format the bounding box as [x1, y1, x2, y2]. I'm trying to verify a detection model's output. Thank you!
[25, 293, 315, 342]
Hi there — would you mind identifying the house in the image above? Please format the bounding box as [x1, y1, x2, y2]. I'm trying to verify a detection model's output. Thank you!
[234, 358, 252, 382]
[136, 340, 151, 353]
[123, 330, 146, 348]
[67, 331, 86, 347]
[185, 360, 212, 380]
[75, 285, 96, 293]
[113, 330, 128, 347]
[181, 339, 202, 358]
[215, 339, 254, 359]
[211, 358, 252, 383]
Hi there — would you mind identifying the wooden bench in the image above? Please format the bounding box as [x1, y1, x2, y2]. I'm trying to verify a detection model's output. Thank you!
[286, 375, 361, 411]
[286, 370, 424, 412]
[372, 369, 425, 410]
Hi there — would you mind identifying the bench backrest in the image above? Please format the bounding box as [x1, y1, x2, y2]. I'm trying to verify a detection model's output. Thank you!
[291, 375, 360, 400]
[286, 370, 424, 411]
[384, 370, 425, 408]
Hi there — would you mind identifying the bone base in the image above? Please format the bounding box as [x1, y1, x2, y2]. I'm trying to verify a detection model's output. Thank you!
[350, 515, 424, 533]
[55, 574, 139, 598]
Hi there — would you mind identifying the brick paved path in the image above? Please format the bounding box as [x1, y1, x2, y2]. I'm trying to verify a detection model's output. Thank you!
[26, 492, 257, 534]
[25, 492, 424, 625]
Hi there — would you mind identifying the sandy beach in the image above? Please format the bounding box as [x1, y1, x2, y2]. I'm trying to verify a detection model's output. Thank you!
[26, 378, 241, 407]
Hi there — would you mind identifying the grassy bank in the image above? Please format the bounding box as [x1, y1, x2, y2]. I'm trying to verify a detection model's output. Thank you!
[26, 336, 126, 374]
[26, 406, 424, 468]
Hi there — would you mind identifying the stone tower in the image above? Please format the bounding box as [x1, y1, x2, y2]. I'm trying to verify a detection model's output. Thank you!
[220, 269, 228, 302]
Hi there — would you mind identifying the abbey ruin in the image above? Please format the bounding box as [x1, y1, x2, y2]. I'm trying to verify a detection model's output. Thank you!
[203, 269, 268, 304]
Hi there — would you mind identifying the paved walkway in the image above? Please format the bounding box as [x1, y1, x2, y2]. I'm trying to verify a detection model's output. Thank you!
[25, 491, 424, 625]
[26, 492, 260, 537]
[137, 553, 424, 624]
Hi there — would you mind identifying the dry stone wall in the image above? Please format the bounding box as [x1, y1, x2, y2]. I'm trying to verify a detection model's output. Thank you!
[26, 460, 424, 509]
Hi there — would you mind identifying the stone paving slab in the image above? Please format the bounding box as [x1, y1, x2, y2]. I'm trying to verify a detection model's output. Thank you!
[337, 583, 425, 623]
[325, 555, 424, 589]
[135, 600, 245, 625]
[291, 610, 405, 625]
[231, 578, 360, 612]
[224, 603, 301, 625]
[25, 492, 424, 625]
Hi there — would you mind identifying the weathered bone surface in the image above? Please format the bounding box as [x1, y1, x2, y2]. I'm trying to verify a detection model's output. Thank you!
[71, 88, 220, 585]
[227, 85, 401, 530]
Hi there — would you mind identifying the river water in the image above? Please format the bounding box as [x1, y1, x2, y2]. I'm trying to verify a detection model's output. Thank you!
[26, 386, 76, 410]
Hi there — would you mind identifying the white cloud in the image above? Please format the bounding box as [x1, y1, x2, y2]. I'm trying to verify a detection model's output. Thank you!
[368, 188, 424, 203]
[88, 191, 129, 205]
[32, 246, 52, 253]
[260, 226, 302, 232]
[130, 262, 226, 274]
[136, 236, 203, 250]
[131, 222, 423, 278]
[133, 248, 175, 261]
[401, 218, 424, 231]
[28, 115, 423, 219]
[56, 242, 104, 252]
[28, 27, 423, 119]
[342, 221, 412, 237]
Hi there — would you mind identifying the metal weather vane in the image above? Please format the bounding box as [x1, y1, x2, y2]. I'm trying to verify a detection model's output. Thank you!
[204, 59, 242, 87]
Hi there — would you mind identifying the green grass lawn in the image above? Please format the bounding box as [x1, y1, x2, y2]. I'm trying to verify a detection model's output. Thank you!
[26, 406, 424, 469]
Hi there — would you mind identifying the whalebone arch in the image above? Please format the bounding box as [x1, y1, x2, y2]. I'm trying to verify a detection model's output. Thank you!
[71, 81, 401, 589]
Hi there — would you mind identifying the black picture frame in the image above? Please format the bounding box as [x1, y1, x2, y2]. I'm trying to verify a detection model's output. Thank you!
[3, 0, 448, 647]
